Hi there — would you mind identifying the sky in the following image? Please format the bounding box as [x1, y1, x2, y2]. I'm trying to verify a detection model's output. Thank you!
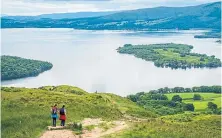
[1, 0, 220, 16]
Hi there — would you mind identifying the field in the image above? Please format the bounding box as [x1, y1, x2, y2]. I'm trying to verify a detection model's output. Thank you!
[165, 93, 221, 111]
[155, 49, 209, 64]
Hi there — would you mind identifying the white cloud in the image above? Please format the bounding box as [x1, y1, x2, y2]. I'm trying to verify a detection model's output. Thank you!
[1, 0, 220, 15]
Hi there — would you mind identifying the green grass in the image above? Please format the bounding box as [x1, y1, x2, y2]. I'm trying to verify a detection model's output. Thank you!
[1, 86, 155, 138]
[154, 49, 207, 64]
[105, 114, 221, 138]
[165, 93, 221, 111]
[85, 125, 96, 131]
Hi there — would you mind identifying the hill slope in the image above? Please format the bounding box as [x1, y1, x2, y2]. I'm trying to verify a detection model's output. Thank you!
[2, 85, 221, 138]
[99, 2, 220, 21]
[1, 86, 155, 138]
[3, 11, 117, 20]
[1, 2, 221, 30]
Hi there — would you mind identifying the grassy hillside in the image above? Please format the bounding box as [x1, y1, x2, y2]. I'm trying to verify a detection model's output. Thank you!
[165, 93, 221, 111]
[1, 86, 155, 138]
[105, 113, 221, 138]
[2, 85, 221, 138]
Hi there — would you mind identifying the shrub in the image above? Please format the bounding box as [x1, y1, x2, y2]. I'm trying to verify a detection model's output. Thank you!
[184, 103, 195, 111]
[193, 94, 202, 100]
[172, 95, 182, 102]
[208, 102, 217, 110]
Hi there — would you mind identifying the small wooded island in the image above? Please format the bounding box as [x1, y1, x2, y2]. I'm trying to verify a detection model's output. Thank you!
[117, 43, 221, 69]
[1, 55, 53, 81]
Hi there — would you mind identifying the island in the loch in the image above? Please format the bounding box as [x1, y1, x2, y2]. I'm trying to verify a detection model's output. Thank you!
[117, 43, 221, 69]
[216, 40, 221, 43]
[1, 55, 53, 81]
[194, 30, 221, 39]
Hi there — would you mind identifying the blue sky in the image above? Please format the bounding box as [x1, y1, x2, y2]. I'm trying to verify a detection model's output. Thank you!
[1, 0, 219, 15]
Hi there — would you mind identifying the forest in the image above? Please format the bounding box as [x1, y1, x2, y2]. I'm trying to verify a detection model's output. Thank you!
[1, 55, 53, 80]
[117, 43, 222, 69]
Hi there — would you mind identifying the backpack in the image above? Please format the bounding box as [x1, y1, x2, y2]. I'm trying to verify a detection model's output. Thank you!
[52, 107, 57, 114]
[60, 108, 65, 115]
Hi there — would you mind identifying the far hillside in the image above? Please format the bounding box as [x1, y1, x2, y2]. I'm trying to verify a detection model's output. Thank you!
[1, 2, 221, 30]
[3, 11, 118, 20]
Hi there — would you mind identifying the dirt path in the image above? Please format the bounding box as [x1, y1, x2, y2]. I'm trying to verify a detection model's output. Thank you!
[81, 120, 127, 138]
[40, 118, 128, 138]
[40, 129, 77, 138]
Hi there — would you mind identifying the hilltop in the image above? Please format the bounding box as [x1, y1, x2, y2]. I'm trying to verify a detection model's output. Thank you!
[1, 85, 155, 138]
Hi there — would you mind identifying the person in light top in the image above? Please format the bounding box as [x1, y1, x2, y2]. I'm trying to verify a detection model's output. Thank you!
[51, 104, 58, 127]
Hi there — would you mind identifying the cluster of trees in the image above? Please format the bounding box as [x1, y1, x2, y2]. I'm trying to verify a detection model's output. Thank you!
[1, 55, 53, 80]
[207, 102, 221, 114]
[127, 92, 195, 115]
[193, 94, 202, 100]
[127, 89, 221, 115]
[148, 86, 221, 94]
[117, 43, 221, 69]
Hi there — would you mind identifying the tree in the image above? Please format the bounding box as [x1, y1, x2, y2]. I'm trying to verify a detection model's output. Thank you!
[171, 95, 182, 102]
[124, 44, 132, 47]
[185, 88, 192, 92]
[180, 53, 186, 57]
[127, 95, 138, 102]
[163, 87, 171, 93]
[150, 94, 168, 100]
[208, 102, 217, 110]
[185, 103, 195, 111]
[200, 57, 205, 61]
[127, 92, 144, 102]
[193, 94, 202, 100]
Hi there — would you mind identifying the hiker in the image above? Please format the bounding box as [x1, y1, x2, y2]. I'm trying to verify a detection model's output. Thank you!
[59, 105, 66, 126]
[51, 104, 58, 127]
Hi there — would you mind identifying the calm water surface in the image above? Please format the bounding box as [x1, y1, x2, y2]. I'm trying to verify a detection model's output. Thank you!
[1, 29, 221, 96]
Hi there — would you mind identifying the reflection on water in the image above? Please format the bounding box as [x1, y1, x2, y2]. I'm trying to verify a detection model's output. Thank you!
[1, 29, 221, 96]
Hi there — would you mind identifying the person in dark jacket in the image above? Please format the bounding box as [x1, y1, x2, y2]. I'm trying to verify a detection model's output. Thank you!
[59, 105, 66, 126]
[51, 104, 58, 127]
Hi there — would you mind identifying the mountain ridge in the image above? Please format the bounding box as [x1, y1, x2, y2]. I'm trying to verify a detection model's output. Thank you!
[1, 2, 221, 30]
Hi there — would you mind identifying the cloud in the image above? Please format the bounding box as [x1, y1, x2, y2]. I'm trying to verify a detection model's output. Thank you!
[2, 0, 220, 15]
